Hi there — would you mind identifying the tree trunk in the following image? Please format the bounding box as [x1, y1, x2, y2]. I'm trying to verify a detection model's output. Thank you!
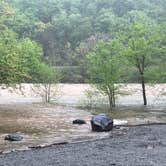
[44, 84, 49, 103]
[108, 94, 113, 110]
[112, 85, 116, 107]
[47, 84, 51, 103]
[108, 85, 116, 110]
[141, 74, 147, 105]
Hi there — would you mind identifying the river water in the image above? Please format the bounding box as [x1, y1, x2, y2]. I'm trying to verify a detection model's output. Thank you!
[0, 104, 113, 152]
[0, 84, 165, 152]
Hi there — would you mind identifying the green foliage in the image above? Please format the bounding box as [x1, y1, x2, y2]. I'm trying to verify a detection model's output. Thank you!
[125, 20, 165, 81]
[37, 64, 60, 84]
[87, 40, 125, 84]
[56, 66, 86, 83]
[0, 29, 26, 83]
[17, 38, 43, 82]
[32, 64, 61, 103]
[0, 0, 166, 83]
[87, 39, 126, 108]
[0, 29, 56, 84]
[124, 20, 166, 104]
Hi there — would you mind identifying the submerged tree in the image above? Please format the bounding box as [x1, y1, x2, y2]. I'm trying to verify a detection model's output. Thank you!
[87, 39, 126, 109]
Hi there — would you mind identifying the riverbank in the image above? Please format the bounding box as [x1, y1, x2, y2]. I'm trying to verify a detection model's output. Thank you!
[0, 125, 166, 166]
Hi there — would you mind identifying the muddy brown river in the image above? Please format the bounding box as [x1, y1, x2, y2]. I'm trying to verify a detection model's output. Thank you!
[0, 104, 110, 152]
[0, 103, 166, 153]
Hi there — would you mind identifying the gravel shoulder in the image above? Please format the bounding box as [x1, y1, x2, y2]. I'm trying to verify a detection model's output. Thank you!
[0, 125, 166, 166]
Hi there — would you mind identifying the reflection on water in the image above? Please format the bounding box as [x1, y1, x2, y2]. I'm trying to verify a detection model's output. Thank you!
[0, 104, 166, 152]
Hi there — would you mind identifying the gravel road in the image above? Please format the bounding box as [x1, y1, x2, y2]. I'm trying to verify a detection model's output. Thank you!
[0, 125, 166, 166]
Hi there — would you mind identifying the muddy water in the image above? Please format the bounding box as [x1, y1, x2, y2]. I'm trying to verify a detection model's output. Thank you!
[91, 105, 166, 125]
[0, 104, 110, 152]
[0, 104, 166, 153]
[0, 84, 165, 152]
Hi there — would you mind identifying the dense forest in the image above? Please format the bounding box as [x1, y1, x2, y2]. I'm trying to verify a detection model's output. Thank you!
[0, 0, 166, 83]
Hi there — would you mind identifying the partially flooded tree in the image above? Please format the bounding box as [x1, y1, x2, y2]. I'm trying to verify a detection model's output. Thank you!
[87, 39, 126, 110]
[33, 64, 60, 103]
[0, 28, 59, 102]
[125, 21, 165, 105]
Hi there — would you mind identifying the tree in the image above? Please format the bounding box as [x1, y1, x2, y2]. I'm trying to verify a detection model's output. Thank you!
[124, 21, 165, 105]
[0, 29, 27, 84]
[0, 1, 15, 30]
[16, 37, 44, 82]
[34, 64, 61, 103]
[1, 0, 166, 83]
[0, 29, 52, 84]
[87, 39, 126, 109]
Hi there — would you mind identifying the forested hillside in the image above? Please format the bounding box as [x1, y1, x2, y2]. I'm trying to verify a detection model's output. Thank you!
[1, 0, 166, 82]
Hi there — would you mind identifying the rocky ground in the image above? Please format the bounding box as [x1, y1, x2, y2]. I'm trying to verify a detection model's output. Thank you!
[0, 125, 166, 166]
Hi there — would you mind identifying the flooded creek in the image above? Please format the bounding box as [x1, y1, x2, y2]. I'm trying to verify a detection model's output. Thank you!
[91, 105, 166, 125]
[0, 104, 165, 153]
[0, 84, 165, 152]
[0, 104, 110, 152]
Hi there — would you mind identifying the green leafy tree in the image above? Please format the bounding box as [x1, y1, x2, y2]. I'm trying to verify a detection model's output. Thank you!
[124, 21, 165, 105]
[0, 1, 15, 30]
[0, 29, 55, 85]
[1, 0, 166, 83]
[0, 29, 26, 83]
[87, 39, 126, 109]
[33, 64, 61, 103]
[16, 38, 43, 82]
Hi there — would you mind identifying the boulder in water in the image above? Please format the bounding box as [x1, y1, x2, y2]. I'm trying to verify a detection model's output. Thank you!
[4, 134, 23, 141]
[91, 114, 113, 132]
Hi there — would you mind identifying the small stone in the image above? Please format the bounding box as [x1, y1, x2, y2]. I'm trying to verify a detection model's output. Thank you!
[114, 126, 121, 129]
[72, 119, 86, 125]
[4, 134, 23, 141]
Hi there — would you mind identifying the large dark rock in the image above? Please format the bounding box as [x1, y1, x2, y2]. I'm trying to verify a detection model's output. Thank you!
[91, 114, 113, 132]
[4, 134, 23, 141]
[72, 119, 86, 125]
